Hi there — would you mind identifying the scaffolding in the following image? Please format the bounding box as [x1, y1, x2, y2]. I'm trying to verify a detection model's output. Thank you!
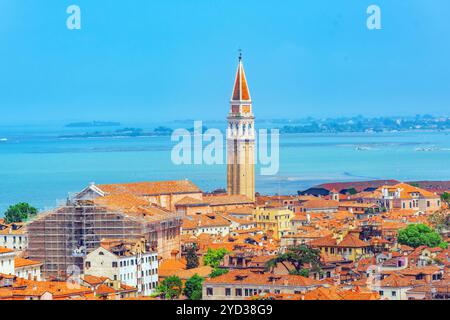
[27, 195, 182, 280]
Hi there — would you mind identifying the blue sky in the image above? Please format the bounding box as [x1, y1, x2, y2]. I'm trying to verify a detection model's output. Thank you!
[0, 0, 449, 124]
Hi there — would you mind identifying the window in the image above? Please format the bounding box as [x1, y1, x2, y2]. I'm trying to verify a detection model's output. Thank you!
[225, 288, 231, 296]
[85, 261, 91, 268]
[99, 251, 104, 255]
[235, 288, 242, 296]
[206, 288, 213, 296]
[392, 291, 397, 297]
[379, 291, 384, 296]
[112, 262, 118, 268]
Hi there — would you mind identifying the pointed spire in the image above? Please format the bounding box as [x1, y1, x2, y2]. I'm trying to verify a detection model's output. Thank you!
[231, 52, 251, 102]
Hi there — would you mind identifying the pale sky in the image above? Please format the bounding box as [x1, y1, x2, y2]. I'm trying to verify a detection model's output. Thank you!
[0, 0, 449, 124]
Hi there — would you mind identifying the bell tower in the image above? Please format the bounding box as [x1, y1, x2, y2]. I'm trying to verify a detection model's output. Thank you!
[226, 53, 255, 201]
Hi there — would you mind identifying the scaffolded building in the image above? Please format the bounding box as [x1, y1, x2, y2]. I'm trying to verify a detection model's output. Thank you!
[27, 184, 182, 280]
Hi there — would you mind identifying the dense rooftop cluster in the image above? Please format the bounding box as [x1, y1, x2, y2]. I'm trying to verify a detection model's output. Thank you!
[0, 179, 449, 300]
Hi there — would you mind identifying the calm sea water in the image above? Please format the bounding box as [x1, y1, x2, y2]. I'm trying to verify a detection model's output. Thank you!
[0, 122, 449, 213]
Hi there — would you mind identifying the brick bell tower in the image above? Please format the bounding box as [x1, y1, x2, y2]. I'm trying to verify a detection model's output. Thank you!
[226, 53, 255, 201]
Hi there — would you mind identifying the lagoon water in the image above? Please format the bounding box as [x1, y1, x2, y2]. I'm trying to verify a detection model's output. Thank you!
[0, 123, 449, 213]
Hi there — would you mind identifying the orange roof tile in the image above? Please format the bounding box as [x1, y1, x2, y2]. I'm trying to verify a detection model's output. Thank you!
[0, 247, 14, 254]
[97, 180, 201, 196]
[14, 257, 42, 268]
[204, 270, 320, 287]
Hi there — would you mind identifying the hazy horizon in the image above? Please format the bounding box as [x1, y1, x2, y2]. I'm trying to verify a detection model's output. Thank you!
[0, 113, 449, 127]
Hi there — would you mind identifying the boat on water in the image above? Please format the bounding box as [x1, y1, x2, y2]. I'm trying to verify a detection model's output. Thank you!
[0, 138, 7, 142]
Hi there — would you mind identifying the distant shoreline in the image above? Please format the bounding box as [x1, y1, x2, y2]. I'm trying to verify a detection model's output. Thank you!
[65, 121, 121, 128]
[57, 128, 450, 139]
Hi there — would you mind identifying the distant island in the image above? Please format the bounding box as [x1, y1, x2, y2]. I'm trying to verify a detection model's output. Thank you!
[59, 115, 450, 137]
[59, 125, 209, 139]
[59, 127, 169, 138]
[65, 121, 121, 128]
[277, 115, 450, 134]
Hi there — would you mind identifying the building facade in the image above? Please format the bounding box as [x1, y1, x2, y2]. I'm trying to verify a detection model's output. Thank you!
[0, 247, 15, 275]
[0, 223, 27, 251]
[254, 206, 294, 240]
[202, 270, 322, 300]
[84, 240, 158, 296]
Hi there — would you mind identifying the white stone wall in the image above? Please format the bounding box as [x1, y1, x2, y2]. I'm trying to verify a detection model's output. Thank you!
[0, 234, 27, 251]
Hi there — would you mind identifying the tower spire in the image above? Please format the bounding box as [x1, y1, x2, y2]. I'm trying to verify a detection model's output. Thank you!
[231, 52, 251, 102]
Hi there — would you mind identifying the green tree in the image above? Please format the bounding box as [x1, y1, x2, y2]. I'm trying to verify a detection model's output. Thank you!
[398, 224, 448, 249]
[265, 245, 322, 275]
[183, 274, 204, 300]
[3, 203, 37, 224]
[441, 192, 450, 205]
[186, 246, 199, 269]
[209, 268, 229, 278]
[156, 275, 183, 300]
[203, 248, 229, 268]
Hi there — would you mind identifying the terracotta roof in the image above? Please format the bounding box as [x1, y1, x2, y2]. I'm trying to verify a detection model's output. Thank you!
[158, 258, 212, 279]
[301, 199, 339, 209]
[0, 223, 27, 235]
[0, 247, 15, 254]
[205, 194, 254, 206]
[378, 273, 417, 287]
[227, 207, 255, 215]
[14, 257, 42, 268]
[399, 266, 442, 276]
[303, 287, 344, 300]
[97, 180, 201, 196]
[82, 275, 109, 286]
[338, 232, 370, 247]
[182, 214, 231, 229]
[10, 279, 92, 298]
[95, 284, 116, 295]
[175, 196, 206, 206]
[92, 193, 178, 221]
[309, 232, 369, 248]
[378, 183, 439, 199]
[204, 270, 321, 287]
